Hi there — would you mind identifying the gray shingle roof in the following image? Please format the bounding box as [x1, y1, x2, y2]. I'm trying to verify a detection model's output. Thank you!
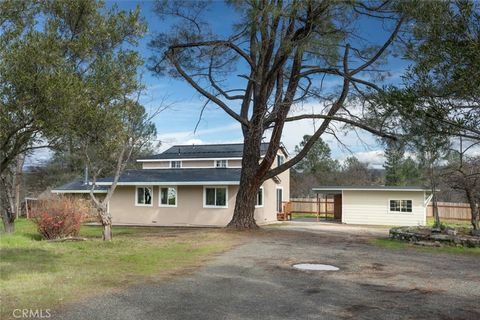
[138, 143, 271, 160]
[52, 169, 243, 192]
[312, 185, 430, 192]
[95, 168, 241, 184]
[51, 181, 109, 193]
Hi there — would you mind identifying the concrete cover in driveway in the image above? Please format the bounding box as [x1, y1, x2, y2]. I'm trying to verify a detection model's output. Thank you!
[56, 223, 480, 320]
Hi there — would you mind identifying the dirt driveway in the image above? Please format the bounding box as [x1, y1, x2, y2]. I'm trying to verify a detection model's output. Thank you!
[57, 222, 479, 320]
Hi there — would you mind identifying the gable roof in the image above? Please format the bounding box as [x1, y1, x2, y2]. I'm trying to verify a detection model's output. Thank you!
[137, 142, 287, 161]
[51, 169, 243, 193]
[312, 186, 431, 193]
[94, 168, 241, 185]
[51, 181, 109, 193]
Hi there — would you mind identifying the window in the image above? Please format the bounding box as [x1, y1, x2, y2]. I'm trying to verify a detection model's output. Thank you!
[136, 186, 152, 206]
[215, 160, 227, 168]
[389, 200, 412, 213]
[277, 155, 285, 167]
[160, 187, 177, 207]
[255, 187, 264, 207]
[204, 187, 227, 208]
[276, 188, 283, 212]
[170, 161, 182, 168]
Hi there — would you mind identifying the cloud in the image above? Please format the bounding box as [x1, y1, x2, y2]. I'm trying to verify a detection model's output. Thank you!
[156, 123, 242, 150]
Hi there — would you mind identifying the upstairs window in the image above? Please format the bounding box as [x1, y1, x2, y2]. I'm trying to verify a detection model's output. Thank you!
[136, 186, 152, 206]
[255, 187, 264, 207]
[277, 155, 285, 167]
[215, 160, 227, 168]
[170, 161, 182, 168]
[160, 187, 177, 207]
[204, 187, 227, 208]
[389, 200, 412, 213]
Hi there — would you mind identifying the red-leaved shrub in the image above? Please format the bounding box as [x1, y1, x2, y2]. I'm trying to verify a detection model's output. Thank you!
[31, 197, 86, 240]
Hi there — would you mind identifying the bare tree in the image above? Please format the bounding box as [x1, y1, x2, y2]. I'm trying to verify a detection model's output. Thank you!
[446, 138, 480, 231]
[150, 1, 402, 229]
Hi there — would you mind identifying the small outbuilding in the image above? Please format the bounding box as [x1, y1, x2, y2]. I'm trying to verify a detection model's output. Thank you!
[312, 186, 433, 226]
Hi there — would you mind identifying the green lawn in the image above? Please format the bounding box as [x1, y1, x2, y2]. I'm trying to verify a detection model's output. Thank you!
[369, 238, 480, 255]
[291, 212, 334, 219]
[426, 217, 472, 228]
[0, 219, 239, 318]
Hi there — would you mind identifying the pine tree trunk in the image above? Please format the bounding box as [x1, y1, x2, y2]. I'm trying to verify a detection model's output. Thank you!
[227, 133, 262, 230]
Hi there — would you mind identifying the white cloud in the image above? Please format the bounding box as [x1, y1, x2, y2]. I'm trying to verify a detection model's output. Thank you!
[156, 123, 242, 150]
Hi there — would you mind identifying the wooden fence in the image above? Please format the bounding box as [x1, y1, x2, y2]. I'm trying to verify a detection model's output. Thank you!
[427, 202, 472, 221]
[289, 197, 334, 214]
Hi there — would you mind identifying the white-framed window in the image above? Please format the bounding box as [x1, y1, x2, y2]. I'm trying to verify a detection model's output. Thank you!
[276, 187, 283, 212]
[215, 160, 228, 168]
[277, 155, 285, 167]
[389, 199, 412, 213]
[135, 186, 153, 206]
[170, 161, 182, 168]
[204, 186, 228, 208]
[255, 187, 264, 208]
[159, 186, 177, 207]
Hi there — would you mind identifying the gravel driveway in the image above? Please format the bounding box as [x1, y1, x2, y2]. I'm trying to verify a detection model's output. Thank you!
[56, 222, 480, 320]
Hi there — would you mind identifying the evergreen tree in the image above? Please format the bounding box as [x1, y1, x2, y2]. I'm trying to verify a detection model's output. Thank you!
[384, 141, 405, 186]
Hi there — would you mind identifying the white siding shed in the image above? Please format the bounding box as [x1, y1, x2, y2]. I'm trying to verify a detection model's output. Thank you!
[313, 187, 431, 226]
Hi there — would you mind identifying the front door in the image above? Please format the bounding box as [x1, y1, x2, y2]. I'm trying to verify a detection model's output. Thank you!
[276, 188, 283, 212]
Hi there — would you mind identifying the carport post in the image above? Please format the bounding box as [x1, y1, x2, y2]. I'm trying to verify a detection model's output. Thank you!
[325, 195, 328, 220]
[316, 193, 320, 222]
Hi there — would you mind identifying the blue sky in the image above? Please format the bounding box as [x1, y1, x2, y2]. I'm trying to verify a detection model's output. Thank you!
[109, 1, 410, 168]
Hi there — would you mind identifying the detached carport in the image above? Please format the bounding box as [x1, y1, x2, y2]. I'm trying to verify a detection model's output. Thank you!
[313, 186, 432, 226]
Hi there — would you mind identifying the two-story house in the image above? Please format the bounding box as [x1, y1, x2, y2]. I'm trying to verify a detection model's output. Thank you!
[52, 143, 290, 227]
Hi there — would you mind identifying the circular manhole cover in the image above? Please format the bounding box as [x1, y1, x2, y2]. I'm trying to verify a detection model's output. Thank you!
[292, 263, 339, 271]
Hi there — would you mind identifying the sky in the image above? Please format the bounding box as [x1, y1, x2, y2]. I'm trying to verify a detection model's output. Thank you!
[28, 1, 413, 169]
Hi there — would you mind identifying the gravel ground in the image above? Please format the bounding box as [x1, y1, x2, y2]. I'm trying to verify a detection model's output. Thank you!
[55, 222, 480, 320]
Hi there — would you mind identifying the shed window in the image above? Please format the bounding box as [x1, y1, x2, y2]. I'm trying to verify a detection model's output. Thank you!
[389, 200, 412, 213]
[160, 187, 177, 207]
[205, 187, 227, 207]
[136, 186, 152, 206]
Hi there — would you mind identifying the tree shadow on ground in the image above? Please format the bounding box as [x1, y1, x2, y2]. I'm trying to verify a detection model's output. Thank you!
[0, 248, 60, 280]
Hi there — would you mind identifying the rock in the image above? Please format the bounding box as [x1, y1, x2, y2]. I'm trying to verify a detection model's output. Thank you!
[430, 234, 453, 242]
[431, 227, 442, 234]
[472, 229, 480, 237]
[414, 241, 442, 247]
[446, 228, 457, 236]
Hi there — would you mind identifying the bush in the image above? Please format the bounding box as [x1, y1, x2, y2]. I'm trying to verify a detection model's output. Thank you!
[31, 197, 86, 240]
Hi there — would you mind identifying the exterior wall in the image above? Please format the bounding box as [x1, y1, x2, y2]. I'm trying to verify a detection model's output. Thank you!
[142, 161, 170, 169]
[108, 184, 280, 227]
[182, 160, 214, 168]
[141, 159, 240, 169]
[342, 190, 426, 226]
[227, 159, 242, 167]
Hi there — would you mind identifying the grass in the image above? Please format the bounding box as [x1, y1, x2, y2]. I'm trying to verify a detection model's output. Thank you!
[291, 212, 334, 219]
[0, 219, 240, 319]
[369, 238, 480, 256]
[426, 217, 472, 229]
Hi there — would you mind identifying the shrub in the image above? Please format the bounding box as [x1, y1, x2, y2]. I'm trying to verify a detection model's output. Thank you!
[31, 197, 86, 240]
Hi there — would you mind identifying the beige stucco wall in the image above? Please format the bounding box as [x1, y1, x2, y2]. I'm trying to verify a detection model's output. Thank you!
[108, 184, 281, 227]
[142, 161, 169, 169]
[342, 190, 426, 226]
